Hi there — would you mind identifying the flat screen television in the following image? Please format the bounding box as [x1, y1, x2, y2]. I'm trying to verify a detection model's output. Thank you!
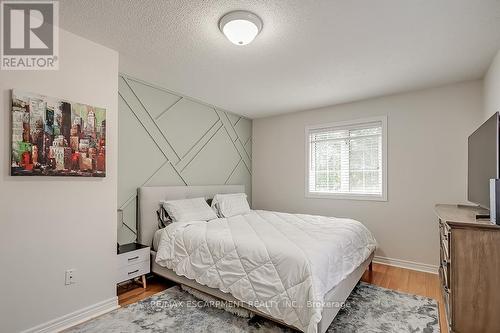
[468, 112, 500, 209]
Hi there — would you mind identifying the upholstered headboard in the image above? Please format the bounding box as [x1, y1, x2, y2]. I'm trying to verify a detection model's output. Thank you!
[137, 185, 245, 247]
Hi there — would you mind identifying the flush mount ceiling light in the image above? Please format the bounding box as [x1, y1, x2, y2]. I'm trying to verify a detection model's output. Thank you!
[219, 10, 263, 46]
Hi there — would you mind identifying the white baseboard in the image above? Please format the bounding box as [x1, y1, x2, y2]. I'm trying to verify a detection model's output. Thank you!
[21, 297, 119, 333]
[373, 255, 439, 274]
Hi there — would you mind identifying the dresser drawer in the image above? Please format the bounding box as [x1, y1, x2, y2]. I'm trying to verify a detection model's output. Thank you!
[439, 258, 450, 290]
[439, 221, 450, 260]
[118, 247, 150, 268]
[439, 220, 450, 240]
[442, 283, 452, 328]
[440, 235, 450, 262]
[117, 260, 150, 283]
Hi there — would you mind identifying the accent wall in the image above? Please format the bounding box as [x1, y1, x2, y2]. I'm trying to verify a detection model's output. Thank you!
[117, 75, 252, 244]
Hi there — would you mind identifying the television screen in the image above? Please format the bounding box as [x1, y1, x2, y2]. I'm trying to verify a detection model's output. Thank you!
[468, 112, 499, 209]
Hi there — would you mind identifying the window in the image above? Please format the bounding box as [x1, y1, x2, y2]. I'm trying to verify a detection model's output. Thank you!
[306, 116, 387, 201]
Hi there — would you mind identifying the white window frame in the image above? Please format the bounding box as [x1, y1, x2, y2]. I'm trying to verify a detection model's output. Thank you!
[305, 115, 388, 201]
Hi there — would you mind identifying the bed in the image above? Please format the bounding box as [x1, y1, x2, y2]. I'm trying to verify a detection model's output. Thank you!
[138, 185, 376, 333]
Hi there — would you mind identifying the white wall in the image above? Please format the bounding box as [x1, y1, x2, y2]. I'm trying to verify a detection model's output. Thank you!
[252, 81, 483, 267]
[484, 50, 500, 119]
[0, 29, 118, 332]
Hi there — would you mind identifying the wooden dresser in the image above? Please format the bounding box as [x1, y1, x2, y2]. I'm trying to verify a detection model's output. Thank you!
[435, 204, 500, 333]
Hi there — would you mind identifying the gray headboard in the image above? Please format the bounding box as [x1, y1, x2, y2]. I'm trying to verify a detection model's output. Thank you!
[138, 185, 245, 247]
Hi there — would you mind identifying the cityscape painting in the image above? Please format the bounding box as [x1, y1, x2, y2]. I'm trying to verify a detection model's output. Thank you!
[11, 90, 106, 177]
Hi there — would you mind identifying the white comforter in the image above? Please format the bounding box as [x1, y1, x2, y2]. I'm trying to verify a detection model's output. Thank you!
[155, 210, 376, 333]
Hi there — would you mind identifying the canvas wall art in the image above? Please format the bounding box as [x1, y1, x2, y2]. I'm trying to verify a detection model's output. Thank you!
[11, 90, 106, 177]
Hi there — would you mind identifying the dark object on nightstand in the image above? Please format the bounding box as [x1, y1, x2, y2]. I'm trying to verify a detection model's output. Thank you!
[117, 242, 148, 255]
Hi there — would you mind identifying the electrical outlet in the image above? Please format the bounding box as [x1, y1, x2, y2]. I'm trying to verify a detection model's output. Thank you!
[65, 269, 76, 285]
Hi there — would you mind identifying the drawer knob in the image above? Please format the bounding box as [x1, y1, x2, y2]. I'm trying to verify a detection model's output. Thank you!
[128, 256, 139, 261]
[128, 269, 139, 275]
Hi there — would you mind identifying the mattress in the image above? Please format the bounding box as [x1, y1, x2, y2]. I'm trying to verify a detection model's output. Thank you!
[155, 210, 377, 333]
[152, 228, 163, 252]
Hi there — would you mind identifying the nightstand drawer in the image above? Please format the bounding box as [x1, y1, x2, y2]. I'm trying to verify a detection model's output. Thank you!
[117, 247, 150, 268]
[117, 260, 150, 283]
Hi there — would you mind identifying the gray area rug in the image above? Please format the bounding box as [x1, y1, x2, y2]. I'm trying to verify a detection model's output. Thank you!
[66, 282, 439, 333]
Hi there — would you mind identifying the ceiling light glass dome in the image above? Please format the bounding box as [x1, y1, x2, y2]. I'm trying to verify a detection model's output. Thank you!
[219, 11, 263, 45]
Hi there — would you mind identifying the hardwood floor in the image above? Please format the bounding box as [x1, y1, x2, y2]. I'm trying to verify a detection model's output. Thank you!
[361, 263, 447, 333]
[117, 275, 176, 307]
[118, 263, 446, 332]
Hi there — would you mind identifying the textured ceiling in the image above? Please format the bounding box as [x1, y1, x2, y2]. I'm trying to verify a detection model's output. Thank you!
[59, 0, 500, 118]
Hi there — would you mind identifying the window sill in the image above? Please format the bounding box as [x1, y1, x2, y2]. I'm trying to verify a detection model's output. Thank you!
[305, 192, 387, 202]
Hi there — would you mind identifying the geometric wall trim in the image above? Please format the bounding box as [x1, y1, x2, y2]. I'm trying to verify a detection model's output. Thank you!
[118, 74, 252, 244]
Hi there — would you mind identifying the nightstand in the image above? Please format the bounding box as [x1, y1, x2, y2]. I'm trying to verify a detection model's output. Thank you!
[117, 243, 150, 288]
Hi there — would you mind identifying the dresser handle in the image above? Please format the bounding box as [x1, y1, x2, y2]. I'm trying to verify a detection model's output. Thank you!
[128, 256, 139, 261]
[128, 269, 139, 275]
[442, 259, 449, 265]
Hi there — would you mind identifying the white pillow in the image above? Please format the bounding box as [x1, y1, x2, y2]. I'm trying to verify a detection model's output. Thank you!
[211, 193, 251, 218]
[161, 197, 217, 222]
